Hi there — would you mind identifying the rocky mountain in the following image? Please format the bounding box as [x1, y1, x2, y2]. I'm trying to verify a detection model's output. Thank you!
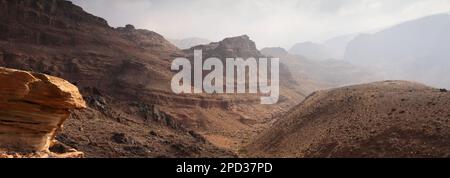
[169, 37, 211, 50]
[0, 0, 236, 158]
[246, 81, 450, 158]
[345, 13, 450, 88]
[0, 0, 306, 157]
[186, 36, 307, 104]
[179, 35, 307, 151]
[0, 67, 85, 158]
[186, 35, 262, 59]
[4, 0, 446, 159]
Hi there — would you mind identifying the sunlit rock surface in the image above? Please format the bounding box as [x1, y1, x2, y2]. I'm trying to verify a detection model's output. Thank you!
[0, 67, 86, 157]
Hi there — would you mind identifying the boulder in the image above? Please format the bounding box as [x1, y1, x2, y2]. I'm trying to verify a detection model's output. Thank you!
[0, 67, 86, 154]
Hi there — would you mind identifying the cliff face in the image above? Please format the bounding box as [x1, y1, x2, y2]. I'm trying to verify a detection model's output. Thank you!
[0, 0, 108, 45]
[0, 0, 178, 91]
[185, 35, 304, 99]
[0, 67, 85, 157]
[186, 35, 262, 59]
[0, 0, 291, 157]
[0, 0, 308, 157]
[0, 0, 239, 157]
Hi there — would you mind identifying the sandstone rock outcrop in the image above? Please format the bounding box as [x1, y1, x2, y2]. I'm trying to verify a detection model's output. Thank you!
[0, 67, 86, 156]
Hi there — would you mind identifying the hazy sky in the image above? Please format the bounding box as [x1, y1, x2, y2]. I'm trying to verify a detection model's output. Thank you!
[71, 0, 450, 48]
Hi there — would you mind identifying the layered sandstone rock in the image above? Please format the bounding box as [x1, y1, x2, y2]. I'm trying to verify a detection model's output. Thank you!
[0, 67, 86, 156]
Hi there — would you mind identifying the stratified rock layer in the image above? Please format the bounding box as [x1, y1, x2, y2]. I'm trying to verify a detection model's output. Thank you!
[0, 67, 86, 153]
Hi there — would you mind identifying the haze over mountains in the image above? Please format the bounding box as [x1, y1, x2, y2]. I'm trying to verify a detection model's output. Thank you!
[345, 13, 450, 88]
[273, 13, 450, 89]
[289, 41, 337, 61]
[0, 0, 449, 158]
[288, 34, 357, 61]
[261, 47, 382, 91]
[169, 37, 211, 50]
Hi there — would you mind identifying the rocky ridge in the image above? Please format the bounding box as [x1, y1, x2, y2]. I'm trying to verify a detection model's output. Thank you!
[0, 0, 300, 156]
[246, 81, 450, 158]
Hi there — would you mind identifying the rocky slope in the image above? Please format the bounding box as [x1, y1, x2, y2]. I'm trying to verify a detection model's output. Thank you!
[0, 0, 237, 157]
[246, 81, 450, 158]
[168, 35, 308, 151]
[186, 35, 304, 96]
[0, 0, 306, 157]
[0, 67, 85, 158]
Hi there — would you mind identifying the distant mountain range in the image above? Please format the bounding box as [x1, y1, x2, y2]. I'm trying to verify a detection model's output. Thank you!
[323, 34, 358, 59]
[289, 34, 357, 60]
[261, 47, 383, 92]
[289, 41, 335, 60]
[169, 37, 211, 49]
[1, 0, 449, 158]
[345, 13, 450, 88]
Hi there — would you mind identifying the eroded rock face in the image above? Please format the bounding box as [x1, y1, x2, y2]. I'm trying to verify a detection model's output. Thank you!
[185, 35, 262, 59]
[0, 67, 86, 154]
[0, 0, 238, 157]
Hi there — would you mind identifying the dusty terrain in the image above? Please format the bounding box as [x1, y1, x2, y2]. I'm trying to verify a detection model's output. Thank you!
[1, 0, 448, 158]
[246, 81, 450, 158]
[0, 0, 306, 157]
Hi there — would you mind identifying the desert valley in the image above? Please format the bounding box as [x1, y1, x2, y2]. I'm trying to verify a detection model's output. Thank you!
[0, 0, 449, 158]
